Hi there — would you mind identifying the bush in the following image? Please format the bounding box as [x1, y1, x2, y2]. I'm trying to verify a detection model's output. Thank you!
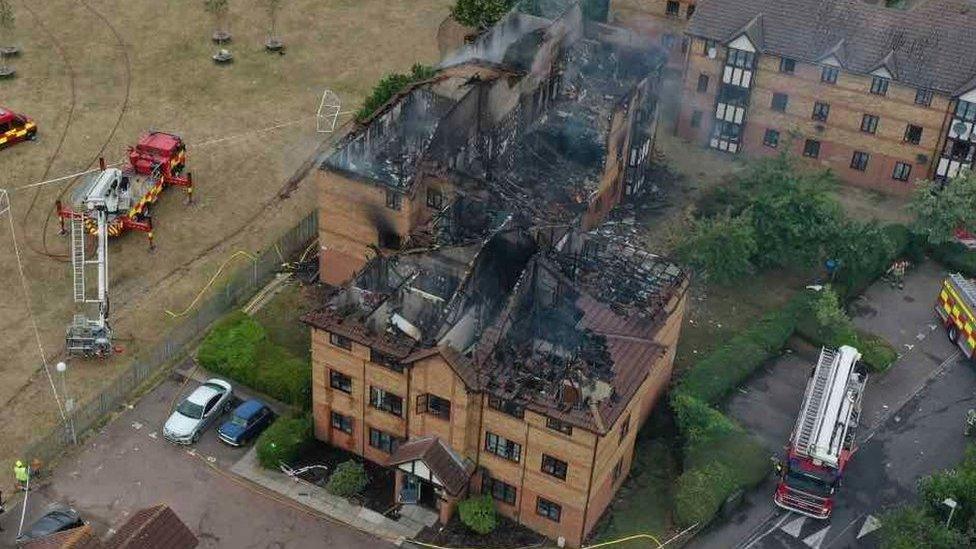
[856, 330, 898, 373]
[676, 212, 758, 285]
[880, 506, 967, 549]
[670, 393, 736, 444]
[356, 64, 437, 121]
[459, 494, 497, 534]
[256, 416, 311, 469]
[673, 462, 737, 527]
[327, 460, 368, 497]
[930, 241, 976, 278]
[197, 311, 311, 407]
[795, 288, 897, 372]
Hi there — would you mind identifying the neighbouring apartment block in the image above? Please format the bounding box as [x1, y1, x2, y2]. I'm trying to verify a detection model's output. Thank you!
[676, 0, 976, 193]
[610, 0, 697, 76]
[305, 4, 686, 546]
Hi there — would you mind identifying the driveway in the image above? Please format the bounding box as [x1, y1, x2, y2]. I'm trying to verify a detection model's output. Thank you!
[0, 376, 387, 549]
[691, 260, 974, 548]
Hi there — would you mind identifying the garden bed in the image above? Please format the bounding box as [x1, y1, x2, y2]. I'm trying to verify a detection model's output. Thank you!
[415, 514, 547, 549]
[292, 439, 396, 516]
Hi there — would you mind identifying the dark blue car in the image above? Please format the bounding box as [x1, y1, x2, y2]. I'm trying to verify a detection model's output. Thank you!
[218, 399, 274, 446]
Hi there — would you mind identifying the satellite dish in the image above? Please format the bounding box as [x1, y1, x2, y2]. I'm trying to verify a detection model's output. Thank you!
[707, 47, 717, 58]
[953, 121, 970, 137]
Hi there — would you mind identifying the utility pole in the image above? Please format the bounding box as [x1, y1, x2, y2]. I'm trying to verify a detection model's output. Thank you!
[56, 361, 77, 445]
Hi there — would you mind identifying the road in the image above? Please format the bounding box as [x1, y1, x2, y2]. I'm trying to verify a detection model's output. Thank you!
[0, 376, 387, 548]
[691, 261, 976, 549]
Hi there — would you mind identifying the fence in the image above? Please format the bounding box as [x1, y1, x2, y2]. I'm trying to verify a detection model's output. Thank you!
[25, 210, 319, 465]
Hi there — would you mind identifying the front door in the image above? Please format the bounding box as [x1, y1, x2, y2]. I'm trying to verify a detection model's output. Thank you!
[401, 472, 420, 504]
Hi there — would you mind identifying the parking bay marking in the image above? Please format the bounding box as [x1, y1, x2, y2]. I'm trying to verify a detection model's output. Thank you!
[781, 515, 806, 538]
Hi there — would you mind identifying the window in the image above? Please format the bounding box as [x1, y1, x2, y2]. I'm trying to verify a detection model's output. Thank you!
[331, 412, 353, 434]
[915, 88, 933, 107]
[329, 332, 352, 350]
[488, 396, 524, 419]
[482, 476, 517, 505]
[666, 0, 679, 16]
[686, 4, 696, 18]
[370, 349, 403, 373]
[619, 414, 631, 444]
[385, 190, 402, 211]
[779, 58, 796, 74]
[612, 458, 624, 483]
[956, 100, 976, 122]
[850, 151, 870, 171]
[368, 427, 400, 454]
[870, 76, 889, 96]
[485, 432, 521, 462]
[904, 124, 923, 145]
[861, 114, 879, 134]
[812, 102, 830, 122]
[541, 454, 569, 480]
[727, 49, 755, 69]
[369, 386, 404, 416]
[696, 74, 709, 93]
[416, 393, 451, 420]
[546, 417, 573, 436]
[702, 39, 717, 56]
[536, 497, 562, 522]
[771, 92, 788, 112]
[690, 110, 702, 128]
[661, 34, 676, 50]
[893, 162, 912, 181]
[803, 139, 821, 159]
[821, 66, 838, 84]
[763, 129, 780, 148]
[426, 188, 444, 209]
[330, 370, 352, 393]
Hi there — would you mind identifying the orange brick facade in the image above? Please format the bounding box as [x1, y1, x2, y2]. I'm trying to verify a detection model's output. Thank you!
[308, 289, 687, 547]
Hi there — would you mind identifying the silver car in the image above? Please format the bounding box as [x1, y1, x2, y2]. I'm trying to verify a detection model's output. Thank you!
[163, 378, 233, 444]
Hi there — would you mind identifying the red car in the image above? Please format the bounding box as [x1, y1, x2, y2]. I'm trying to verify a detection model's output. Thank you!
[0, 106, 37, 149]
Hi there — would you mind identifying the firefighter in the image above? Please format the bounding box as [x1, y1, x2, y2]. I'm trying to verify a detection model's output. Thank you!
[887, 260, 908, 290]
[13, 460, 28, 491]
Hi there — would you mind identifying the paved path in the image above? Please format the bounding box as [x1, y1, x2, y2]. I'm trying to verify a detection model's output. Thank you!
[0, 377, 386, 548]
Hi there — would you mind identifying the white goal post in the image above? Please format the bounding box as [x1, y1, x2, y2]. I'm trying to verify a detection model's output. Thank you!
[316, 89, 342, 133]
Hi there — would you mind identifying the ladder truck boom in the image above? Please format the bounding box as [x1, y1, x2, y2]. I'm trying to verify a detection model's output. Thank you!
[775, 345, 866, 519]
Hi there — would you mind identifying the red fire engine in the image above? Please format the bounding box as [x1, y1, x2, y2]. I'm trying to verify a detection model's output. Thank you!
[775, 345, 867, 519]
[0, 106, 37, 149]
[56, 132, 193, 247]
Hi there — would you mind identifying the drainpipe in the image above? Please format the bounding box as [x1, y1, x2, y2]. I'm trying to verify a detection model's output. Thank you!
[932, 98, 955, 180]
[579, 431, 599, 546]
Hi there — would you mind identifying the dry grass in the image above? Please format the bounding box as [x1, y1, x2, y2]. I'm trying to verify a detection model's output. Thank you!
[0, 0, 453, 480]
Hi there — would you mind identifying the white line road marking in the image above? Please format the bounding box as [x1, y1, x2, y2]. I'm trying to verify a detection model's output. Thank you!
[131, 421, 142, 430]
[803, 526, 830, 549]
[742, 512, 792, 549]
[148, 431, 158, 439]
[857, 515, 882, 539]
[781, 515, 806, 538]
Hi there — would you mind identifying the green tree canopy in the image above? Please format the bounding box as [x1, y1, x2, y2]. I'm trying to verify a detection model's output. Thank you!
[676, 211, 758, 284]
[910, 171, 976, 245]
[357, 64, 437, 121]
[451, 0, 517, 28]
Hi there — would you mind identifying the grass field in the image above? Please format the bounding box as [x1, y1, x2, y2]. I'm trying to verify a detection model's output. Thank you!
[0, 0, 453, 485]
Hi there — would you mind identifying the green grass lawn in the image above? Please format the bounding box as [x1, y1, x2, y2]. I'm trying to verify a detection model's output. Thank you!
[251, 282, 315, 361]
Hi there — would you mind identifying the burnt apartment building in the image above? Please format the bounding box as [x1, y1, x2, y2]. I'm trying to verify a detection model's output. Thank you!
[304, 4, 686, 546]
[676, 0, 976, 193]
[610, 0, 697, 75]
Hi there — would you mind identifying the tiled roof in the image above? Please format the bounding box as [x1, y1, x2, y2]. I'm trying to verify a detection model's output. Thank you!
[22, 525, 101, 549]
[389, 436, 474, 496]
[301, 308, 417, 358]
[103, 504, 198, 549]
[688, 0, 976, 94]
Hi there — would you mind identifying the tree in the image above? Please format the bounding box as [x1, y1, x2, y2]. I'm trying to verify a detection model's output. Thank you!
[880, 506, 967, 549]
[826, 220, 895, 296]
[203, 0, 230, 42]
[910, 171, 976, 245]
[0, 0, 14, 76]
[357, 64, 437, 121]
[451, 0, 517, 29]
[676, 211, 758, 284]
[458, 494, 497, 534]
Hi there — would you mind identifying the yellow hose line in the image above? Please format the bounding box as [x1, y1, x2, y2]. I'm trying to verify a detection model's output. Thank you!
[582, 533, 663, 548]
[164, 250, 257, 318]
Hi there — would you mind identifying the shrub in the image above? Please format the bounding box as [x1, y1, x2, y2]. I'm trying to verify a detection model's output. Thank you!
[673, 462, 737, 527]
[459, 494, 497, 534]
[880, 506, 967, 549]
[795, 288, 897, 372]
[256, 416, 311, 469]
[828, 221, 895, 299]
[197, 311, 311, 408]
[670, 393, 737, 445]
[356, 64, 437, 121]
[327, 460, 368, 497]
[930, 242, 976, 278]
[452, 0, 516, 28]
[856, 330, 898, 373]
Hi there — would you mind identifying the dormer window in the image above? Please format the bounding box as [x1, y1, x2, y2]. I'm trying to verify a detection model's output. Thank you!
[870, 76, 889, 96]
[915, 88, 933, 107]
[779, 58, 796, 74]
[821, 66, 839, 84]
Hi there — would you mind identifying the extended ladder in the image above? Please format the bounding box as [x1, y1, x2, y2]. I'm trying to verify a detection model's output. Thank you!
[794, 347, 838, 457]
[70, 213, 87, 302]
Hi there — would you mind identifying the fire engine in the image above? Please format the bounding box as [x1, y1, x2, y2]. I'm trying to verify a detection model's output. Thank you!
[0, 106, 37, 149]
[936, 273, 976, 359]
[775, 345, 867, 519]
[56, 132, 193, 246]
[56, 132, 193, 356]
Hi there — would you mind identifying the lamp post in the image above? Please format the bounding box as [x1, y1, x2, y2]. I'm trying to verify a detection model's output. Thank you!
[943, 497, 958, 529]
[56, 361, 77, 445]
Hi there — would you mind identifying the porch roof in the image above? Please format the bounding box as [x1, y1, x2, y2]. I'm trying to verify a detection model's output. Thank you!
[389, 436, 473, 497]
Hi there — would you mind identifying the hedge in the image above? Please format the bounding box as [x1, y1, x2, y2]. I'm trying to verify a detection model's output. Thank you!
[198, 310, 311, 407]
[256, 415, 311, 469]
[795, 290, 898, 373]
[929, 241, 976, 278]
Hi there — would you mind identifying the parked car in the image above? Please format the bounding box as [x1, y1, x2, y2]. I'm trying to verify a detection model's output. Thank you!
[218, 399, 275, 446]
[16, 504, 84, 543]
[163, 378, 233, 444]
